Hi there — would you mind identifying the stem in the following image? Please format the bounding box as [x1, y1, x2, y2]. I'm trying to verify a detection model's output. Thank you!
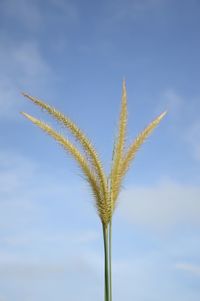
[109, 220, 112, 301]
[103, 224, 110, 301]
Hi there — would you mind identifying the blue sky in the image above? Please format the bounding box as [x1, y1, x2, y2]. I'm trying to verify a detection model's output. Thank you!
[0, 0, 200, 300]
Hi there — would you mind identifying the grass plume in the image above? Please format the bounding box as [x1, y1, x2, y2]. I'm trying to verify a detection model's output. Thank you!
[121, 111, 167, 178]
[21, 81, 167, 301]
[22, 92, 108, 205]
[110, 80, 127, 210]
[21, 112, 110, 225]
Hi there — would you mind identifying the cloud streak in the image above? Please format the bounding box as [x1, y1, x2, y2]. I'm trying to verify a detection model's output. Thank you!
[175, 262, 200, 276]
[119, 180, 200, 231]
[185, 121, 200, 161]
[0, 41, 51, 119]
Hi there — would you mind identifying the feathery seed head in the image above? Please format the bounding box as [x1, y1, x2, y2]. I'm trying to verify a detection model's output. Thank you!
[21, 81, 167, 225]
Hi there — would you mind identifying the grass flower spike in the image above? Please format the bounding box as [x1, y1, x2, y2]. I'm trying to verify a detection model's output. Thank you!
[21, 81, 166, 301]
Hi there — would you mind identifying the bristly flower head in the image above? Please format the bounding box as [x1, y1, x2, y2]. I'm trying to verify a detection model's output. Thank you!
[21, 81, 167, 226]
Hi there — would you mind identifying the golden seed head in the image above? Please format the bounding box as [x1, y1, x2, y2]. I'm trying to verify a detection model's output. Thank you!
[21, 81, 167, 225]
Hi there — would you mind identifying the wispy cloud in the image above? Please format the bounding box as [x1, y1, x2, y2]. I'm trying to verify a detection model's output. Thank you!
[0, 151, 199, 301]
[49, 0, 79, 23]
[1, 229, 99, 251]
[0, 0, 80, 120]
[119, 180, 200, 231]
[104, 0, 164, 25]
[184, 121, 200, 161]
[1, 0, 42, 31]
[1, 0, 79, 32]
[155, 89, 183, 118]
[12, 42, 50, 79]
[155, 89, 200, 163]
[0, 41, 51, 119]
[175, 263, 200, 276]
[0, 149, 99, 259]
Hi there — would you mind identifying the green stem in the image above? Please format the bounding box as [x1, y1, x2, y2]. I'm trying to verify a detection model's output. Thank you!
[109, 220, 112, 301]
[103, 224, 109, 301]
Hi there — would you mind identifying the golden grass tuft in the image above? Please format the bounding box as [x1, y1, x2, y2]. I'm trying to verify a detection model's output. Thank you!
[110, 80, 127, 211]
[21, 81, 167, 301]
[21, 82, 166, 225]
[120, 111, 167, 178]
[22, 92, 108, 205]
[21, 111, 111, 225]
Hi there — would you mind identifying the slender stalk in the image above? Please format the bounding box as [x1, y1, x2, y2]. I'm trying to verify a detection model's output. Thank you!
[103, 224, 110, 301]
[109, 220, 112, 301]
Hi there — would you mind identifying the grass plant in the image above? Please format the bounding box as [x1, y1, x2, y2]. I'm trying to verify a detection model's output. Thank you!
[21, 80, 166, 301]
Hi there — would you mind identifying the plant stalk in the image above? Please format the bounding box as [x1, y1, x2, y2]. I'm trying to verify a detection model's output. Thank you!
[109, 220, 112, 301]
[103, 224, 110, 301]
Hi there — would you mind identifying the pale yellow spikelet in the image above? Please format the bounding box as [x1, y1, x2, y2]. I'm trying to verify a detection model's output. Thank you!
[120, 111, 167, 179]
[110, 80, 127, 211]
[21, 112, 110, 225]
[110, 111, 167, 203]
[21, 85, 167, 225]
[22, 93, 107, 203]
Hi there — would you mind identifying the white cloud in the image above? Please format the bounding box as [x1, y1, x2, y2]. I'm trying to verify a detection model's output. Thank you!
[0, 149, 100, 258]
[105, 0, 163, 24]
[0, 150, 199, 301]
[1, 0, 42, 31]
[154, 89, 200, 163]
[49, 0, 79, 23]
[0, 151, 41, 234]
[0, 41, 50, 119]
[155, 89, 183, 117]
[184, 121, 200, 161]
[1, 0, 79, 27]
[175, 263, 200, 276]
[0, 229, 99, 251]
[119, 180, 200, 231]
[0, 78, 20, 119]
[0, 150, 38, 193]
[12, 42, 50, 79]
[0, 41, 50, 82]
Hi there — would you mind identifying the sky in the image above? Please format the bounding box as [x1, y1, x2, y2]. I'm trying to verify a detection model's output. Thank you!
[0, 0, 200, 300]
